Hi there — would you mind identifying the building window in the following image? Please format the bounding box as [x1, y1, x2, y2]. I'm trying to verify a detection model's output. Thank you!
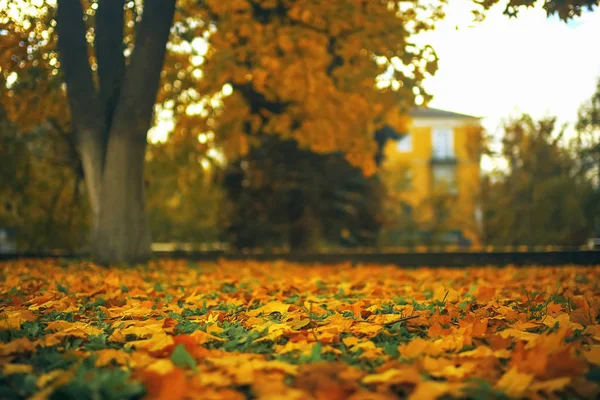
[396, 134, 412, 152]
[432, 127, 454, 159]
[433, 164, 458, 194]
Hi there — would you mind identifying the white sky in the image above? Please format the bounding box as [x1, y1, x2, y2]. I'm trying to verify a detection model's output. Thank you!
[417, 0, 600, 141]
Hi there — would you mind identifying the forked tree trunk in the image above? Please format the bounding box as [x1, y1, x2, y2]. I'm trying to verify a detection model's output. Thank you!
[56, 0, 176, 264]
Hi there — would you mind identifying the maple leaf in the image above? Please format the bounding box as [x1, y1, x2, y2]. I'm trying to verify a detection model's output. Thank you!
[584, 346, 600, 365]
[139, 368, 188, 400]
[125, 332, 175, 353]
[0, 310, 38, 329]
[0, 337, 36, 356]
[529, 377, 572, 393]
[94, 349, 132, 367]
[495, 367, 534, 397]
[246, 301, 291, 317]
[542, 313, 584, 330]
[362, 366, 421, 386]
[2, 363, 34, 375]
[409, 380, 463, 400]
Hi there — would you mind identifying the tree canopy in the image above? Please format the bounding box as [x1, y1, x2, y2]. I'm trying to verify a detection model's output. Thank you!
[483, 114, 596, 246]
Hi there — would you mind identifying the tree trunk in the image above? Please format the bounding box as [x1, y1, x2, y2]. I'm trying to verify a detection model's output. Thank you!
[55, 0, 106, 221]
[56, 0, 176, 264]
[289, 193, 320, 252]
[93, 133, 150, 264]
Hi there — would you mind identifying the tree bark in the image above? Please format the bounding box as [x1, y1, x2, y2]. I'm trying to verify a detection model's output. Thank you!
[93, 0, 176, 264]
[55, 0, 106, 222]
[288, 191, 320, 252]
[95, 0, 126, 133]
[56, 0, 176, 264]
[93, 133, 150, 264]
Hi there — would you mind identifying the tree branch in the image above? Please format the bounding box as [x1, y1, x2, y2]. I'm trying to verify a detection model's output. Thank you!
[111, 0, 176, 138]
[95, 0, 126, 134]
[55, 0, 106, 215]
[55, 0, 104, 132]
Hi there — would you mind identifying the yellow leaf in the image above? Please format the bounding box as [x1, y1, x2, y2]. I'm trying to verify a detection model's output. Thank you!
[146, 359, 176, 375]
[584, 346, 600, 365]
[362, 367, 421, 385]
[45, 321, 103, 337]
[275, 340, 314, 356]
[206, 323, 224, 335]
[498, 328, 540, 343]
[350, 322, 383, 336]
[41, 334, 62, 347]
[190, 329, 226, 344]
[0, 337, 36, 356]
[196, 371, 233, 387]
[246, 301, 290, 317]
[253, 322, 290, 342]
[287, 318, 310, 330]
[529, 377, 571, 392]
[342, 336, 360, 348]
[36, 369, 66, 388]
[457, 345, 493, 358]
[495, 367, 534, 397]
[0, 310, 37, 330]
[2, 363, 33, 375]
[583, 325, 600, 341]
[125, 333, 174, 352]
[432, 285, 459, 303]
[542, 314, 584, 331]
[45, 320, 72, 331]
[95, 349, 132, 367]
[409, 381, 457, 400]
[121, 323, 164, 338]
[398, 338, 431, 358]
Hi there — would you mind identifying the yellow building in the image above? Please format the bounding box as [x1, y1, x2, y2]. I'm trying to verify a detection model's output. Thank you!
[378, 107, 483, 247]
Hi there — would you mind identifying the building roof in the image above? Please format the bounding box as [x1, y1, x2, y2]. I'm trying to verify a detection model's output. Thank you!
[409, 107, 480, 120]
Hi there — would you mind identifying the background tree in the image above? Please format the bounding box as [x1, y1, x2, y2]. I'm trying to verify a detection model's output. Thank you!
[474, 0, 598, 20]
[572, 78, 600, 238]
[145, 126, 223, 245]
[184, 1, 443, 251]
[0, 106, 89, 251]
[482, 115, 594, 246]
[188, 0, 443, 174]
[221, 136, 386, 251]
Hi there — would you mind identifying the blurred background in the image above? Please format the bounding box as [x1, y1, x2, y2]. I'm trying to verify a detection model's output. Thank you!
[0, 0, 599, 254]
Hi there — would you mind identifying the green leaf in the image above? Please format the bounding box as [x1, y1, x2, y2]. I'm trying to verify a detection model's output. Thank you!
[56, 281, 69, 294]
[307, 342, 323, 363]
[170, 344, 197, 372]
[284, 294, 301, 304]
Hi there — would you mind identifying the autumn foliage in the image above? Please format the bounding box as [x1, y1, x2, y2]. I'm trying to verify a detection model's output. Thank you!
[0, 260, 599, 399]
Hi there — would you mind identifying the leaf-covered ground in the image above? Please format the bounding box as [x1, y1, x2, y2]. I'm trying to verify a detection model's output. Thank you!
[0, 260, 599, 400]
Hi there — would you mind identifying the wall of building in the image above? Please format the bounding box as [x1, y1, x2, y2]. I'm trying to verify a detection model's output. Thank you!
[379, 117, 483, 246]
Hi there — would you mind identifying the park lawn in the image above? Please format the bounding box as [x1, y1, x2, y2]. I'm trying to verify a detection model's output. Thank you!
[0, 260, 599, 400]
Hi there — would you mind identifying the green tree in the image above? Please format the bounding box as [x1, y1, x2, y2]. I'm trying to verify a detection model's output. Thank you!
[573, 78, 600, 237]
[145, 128, 223, 245]
[483, 115, 593, 246]
[476, 0, 598, 20]
[221, 136, 385, 251]
[0, 106, 89, 251]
